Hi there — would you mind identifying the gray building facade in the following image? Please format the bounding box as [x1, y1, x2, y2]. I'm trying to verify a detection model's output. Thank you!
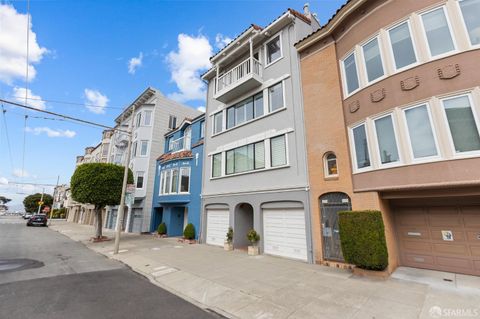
[201, 7, 320, 262]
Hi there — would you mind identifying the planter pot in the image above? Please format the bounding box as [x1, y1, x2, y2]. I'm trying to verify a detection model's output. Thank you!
[352, 267, 390, 279]
[248, 245, 259, 256]
[224, 241, 233, 251]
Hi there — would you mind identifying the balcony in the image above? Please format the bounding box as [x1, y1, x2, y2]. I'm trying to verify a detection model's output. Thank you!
[214, 57, 263, 103]
[169, 136, 191, 153]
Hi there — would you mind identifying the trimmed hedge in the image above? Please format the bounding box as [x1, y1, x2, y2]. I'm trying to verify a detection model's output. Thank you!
[338, 210, 388, 271]
[157, 222, 167, 235]
[183, 223, 195, 240]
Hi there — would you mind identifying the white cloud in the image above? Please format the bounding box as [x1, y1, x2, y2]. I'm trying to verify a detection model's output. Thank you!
[128, 52, 143, 74]
[25, 126, 76, 138]
[13, 168, 29, 178]
[166, 34, 212, 103]
[0, 4, 48, 85]
[84, 89, 109, 114]
[197, 106, 206, 113]
[12, 87, 46, 110]
[0, 177, 8, 185]
[215, 33, 233, 50]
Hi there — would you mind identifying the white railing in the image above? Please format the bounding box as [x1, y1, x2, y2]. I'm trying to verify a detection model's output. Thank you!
[216, 57, 262, 93]
[169, 136, 190, 152]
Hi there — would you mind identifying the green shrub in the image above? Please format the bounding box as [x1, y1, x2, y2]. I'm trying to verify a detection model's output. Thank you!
[226, 227, 233, 243]
[183, 223, 195, 240]
[246, 229, 260, 245]
[338, 210, 388, 271]
[157, 222, 167, 235]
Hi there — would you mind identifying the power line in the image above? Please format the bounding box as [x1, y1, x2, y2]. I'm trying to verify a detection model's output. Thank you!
[9, 95, 125, 110]
[1, 105, 15, 173]
[0, 98, 129, 134]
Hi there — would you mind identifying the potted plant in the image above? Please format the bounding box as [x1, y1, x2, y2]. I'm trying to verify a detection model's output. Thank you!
[157, 222, 167, 238]
[183, 223, 196, 244]
[224, 227, 234, 251]
[246, 229, 260, 256]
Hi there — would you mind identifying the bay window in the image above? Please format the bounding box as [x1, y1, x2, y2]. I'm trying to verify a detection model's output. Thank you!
[404, 105, 438, 159]
[459, 0, 480, 46]
[180, 167, 190, 193]
[342, 53, 359, 94]
[362, 37, 384, 82]
[352, 124, 371, 169]
[374, 114, 400, 165]
[171, 169, 179, 193]
[442, 95, 480, 153]
[420, 7, 455, 57]
[388, 21, 417, 70]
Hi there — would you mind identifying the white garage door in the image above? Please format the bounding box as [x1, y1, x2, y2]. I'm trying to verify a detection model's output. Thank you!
[206, 209, 229, 247]
[263, 208, 308, 261]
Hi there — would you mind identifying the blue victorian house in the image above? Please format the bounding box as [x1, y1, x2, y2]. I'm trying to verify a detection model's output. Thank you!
[150, 114, 205, 239]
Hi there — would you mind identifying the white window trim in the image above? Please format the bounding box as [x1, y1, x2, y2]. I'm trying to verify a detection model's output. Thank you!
[179, 167, 191, 194]
[349, 122, 373, 173]
[268, 80, 286, 113]
[439, 92, 480, 157]
[264, 31, 283, 68]
[323, 152, 339, 178]
[136, 112, 142, 128]
[170, 168, 179, 194]
[139, 140, 149, 157]
[135, 171, 145, 189]
[372, 112, 403, 168]
[211, 153, 222, 178]
[340, 50, 362, 98]
[360, 34, 387, 86]
[418, 5, 458, 60]
[386, 19, 420, 73]
[143, 110, 153, 126]
[455, 0, 480, 49]
[212, 111, 224, 135]
[270, 134, 289, 168]
[401, 103, 442, 163]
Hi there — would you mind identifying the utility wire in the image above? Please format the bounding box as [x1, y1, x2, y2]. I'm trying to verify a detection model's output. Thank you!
[1, 105, 15, 173]
[0, 98, 129, 134]
[9, 95, 125, 110]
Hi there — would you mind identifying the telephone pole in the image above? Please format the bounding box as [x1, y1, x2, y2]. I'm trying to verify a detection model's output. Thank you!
[113, 104, 135, 254]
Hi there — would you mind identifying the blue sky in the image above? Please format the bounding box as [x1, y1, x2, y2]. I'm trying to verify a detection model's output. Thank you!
[0, 0, 345, 209]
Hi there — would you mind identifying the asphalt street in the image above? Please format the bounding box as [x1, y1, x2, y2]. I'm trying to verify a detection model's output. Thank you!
[0, 216, 218, 319]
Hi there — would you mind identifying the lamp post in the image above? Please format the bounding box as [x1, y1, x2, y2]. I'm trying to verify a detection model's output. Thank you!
[113, 104, 135, 254]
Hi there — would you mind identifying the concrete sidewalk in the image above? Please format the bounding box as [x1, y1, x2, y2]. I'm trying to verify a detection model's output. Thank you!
[50, 221, 480, 319]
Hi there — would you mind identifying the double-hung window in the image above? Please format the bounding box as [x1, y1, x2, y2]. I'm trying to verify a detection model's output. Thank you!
[266, 35, 282, 65]
[179, 167, 190, 193]
[269, 82, 284, 112]
[420, 7, 455, 57]
[270, 135, 287, 167]
[164, 170, 171, 194]
[132, 141, 137, 157]
[388, 21, 417, 70]
[403, 104, 438, 159]
[212, 153, 222, 177]
[140, 140, 148, 156]
[171, 169, 179, 193]
[168, 115, 177, 129]
[362, 37, 384, 83]
[213, 112, 223, 134]
[159, 171, 165, 195]
[351, 124, 371, 170]
[374, 114, 400, 165]
[459, 0, 480, 46]
[342, 52, 360, 95]
[136, 172, 144, 189]
[136, 113, 142, 127]
[144, 110, 152, 126]
[442, 94, 480, 153]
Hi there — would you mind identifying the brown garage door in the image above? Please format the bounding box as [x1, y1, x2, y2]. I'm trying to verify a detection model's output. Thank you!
[395, 205, 480, 276]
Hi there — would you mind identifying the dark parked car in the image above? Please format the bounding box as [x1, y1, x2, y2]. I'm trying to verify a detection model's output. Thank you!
[27, 214, 48, 227]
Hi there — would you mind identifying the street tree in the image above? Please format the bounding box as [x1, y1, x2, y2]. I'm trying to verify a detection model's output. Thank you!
[0, 196, 12, 205]
[70, 163, 133, 239]
[23, 193, 53, 213]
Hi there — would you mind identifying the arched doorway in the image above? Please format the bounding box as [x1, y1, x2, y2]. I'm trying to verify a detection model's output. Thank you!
[234, 203, 254, 249]
[319, 192, 351, 261]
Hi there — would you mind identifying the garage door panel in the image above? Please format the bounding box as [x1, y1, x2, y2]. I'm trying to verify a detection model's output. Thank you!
[206, 210, 229, 247]
[430, 228, 466, 241]
[432, 243, 469, 256]
[263, 209, 307, 261]
[397, 227, 430, 240]
[436, 256, 472, 271]
[395, 204, 480, 276]
[396, 210, 427, 226]
[402, 240, 432, 253]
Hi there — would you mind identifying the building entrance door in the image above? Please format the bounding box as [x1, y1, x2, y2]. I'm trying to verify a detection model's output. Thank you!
[320, 193, 351, 261]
